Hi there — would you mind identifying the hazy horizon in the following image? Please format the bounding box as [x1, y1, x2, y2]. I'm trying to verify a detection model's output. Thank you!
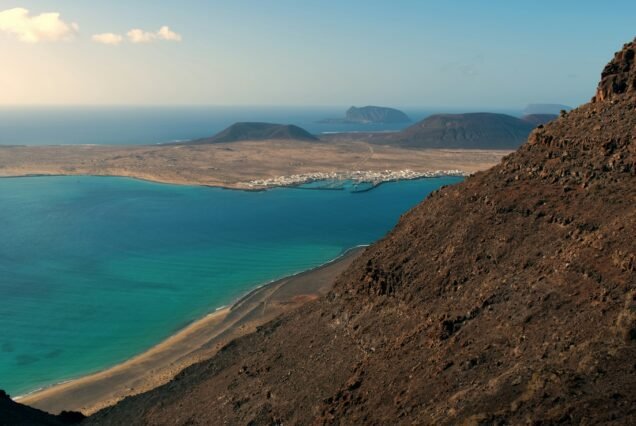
[2, 1, 635, 107]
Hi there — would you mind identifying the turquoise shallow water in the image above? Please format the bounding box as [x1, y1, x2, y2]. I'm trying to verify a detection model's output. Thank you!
[0, 175, 461, 395]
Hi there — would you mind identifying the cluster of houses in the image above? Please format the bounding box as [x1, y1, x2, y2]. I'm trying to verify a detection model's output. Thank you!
[245, 169, 467, 189]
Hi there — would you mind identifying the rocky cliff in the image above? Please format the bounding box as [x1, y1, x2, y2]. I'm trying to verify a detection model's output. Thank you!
[595, 39, 636, 102]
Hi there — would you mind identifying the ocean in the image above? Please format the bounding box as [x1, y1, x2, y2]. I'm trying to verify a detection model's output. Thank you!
[0, 106, 522, 146]
[0, 175, 462, 396]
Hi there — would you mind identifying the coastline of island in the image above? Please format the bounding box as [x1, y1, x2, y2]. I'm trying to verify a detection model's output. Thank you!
[17, 246, 366, 416]
[0, 140, 511, 190]
[0, 168, 468, 193]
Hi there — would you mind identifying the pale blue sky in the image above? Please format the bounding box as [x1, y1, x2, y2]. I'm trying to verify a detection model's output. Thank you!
[1, 1, 634, 107]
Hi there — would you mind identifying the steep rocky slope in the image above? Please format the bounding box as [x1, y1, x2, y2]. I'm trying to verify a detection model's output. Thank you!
[85, 38, 636, 425]
[189, 122, 318, 144]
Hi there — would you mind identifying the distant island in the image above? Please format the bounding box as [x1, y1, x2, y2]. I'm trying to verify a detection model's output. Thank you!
[323, 112, 541, 149]
[194, 111, 555, 151]
[390, 112, 535, 149]
[189, 122, 318, 144]
[319, 105, 411, 124]
[523, 103, 572, 115]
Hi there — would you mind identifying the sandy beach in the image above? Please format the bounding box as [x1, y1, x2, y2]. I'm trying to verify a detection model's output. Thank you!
[18, 247, 364, 416]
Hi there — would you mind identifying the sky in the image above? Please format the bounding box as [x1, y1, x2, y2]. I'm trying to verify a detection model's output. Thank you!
[1, 1, 635, 108]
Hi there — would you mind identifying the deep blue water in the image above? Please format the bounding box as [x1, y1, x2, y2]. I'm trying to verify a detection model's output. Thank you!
[0, 175, 462, 395]
[0, 106, 522, 146]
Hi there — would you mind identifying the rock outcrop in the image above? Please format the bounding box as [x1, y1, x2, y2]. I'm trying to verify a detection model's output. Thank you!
[595, 38, 636, 102]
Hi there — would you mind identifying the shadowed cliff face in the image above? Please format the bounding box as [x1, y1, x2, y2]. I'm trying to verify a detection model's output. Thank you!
[84, 38, 636, 425]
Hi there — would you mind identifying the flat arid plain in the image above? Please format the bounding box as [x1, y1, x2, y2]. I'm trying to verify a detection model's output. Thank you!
[0, 141, 510, 189]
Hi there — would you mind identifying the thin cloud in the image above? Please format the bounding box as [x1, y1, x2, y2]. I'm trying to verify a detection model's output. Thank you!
[157, 26, 182, 41]
[0, 7, 78, 43]
[127, 26, 182, 43]
[127, 28, 155, 44]
[92, 32, 124, 45]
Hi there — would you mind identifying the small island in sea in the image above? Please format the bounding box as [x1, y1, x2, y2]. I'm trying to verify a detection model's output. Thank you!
[319, 105, 411, 124]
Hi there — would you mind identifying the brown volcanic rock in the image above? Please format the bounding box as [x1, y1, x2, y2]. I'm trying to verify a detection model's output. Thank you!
[324, 101, 636, 424]
[595, 38, 636, 102]
[82, 38, 636, 425]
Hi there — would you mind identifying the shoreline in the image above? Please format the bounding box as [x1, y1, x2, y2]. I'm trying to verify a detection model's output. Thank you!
[14, 308, 230, 402]
[0, 169, 468, 192]
[17, 246, 366, 415]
